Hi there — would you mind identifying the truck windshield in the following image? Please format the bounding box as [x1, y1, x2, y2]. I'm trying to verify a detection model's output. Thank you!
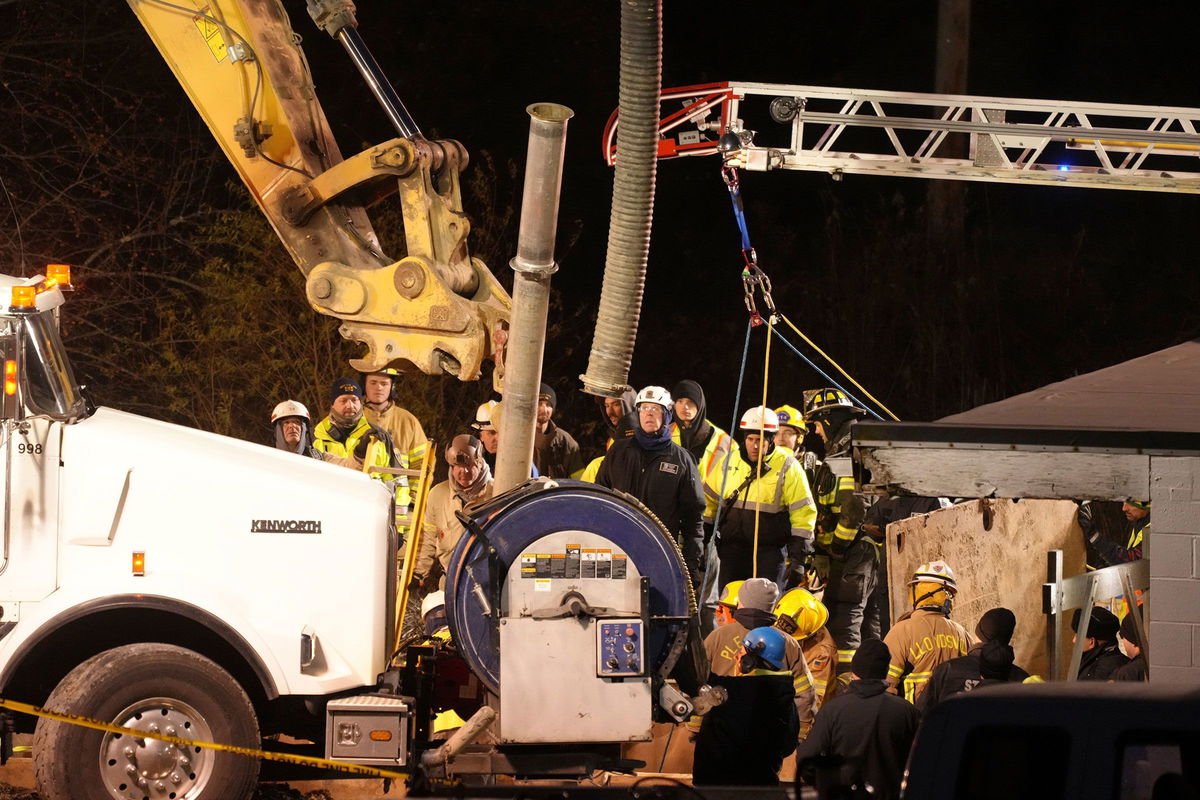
[22, 311, 86, 420]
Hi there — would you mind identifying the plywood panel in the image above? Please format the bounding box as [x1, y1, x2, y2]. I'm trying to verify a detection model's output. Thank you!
[886, 499, 1086, 677]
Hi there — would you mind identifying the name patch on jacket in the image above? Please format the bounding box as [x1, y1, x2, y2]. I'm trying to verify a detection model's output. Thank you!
[659, 462, 680, 474]
[251, 519, 322, 534]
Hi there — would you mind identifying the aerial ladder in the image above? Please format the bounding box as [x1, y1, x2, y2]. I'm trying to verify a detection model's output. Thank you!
[605, 81, 1200, 192]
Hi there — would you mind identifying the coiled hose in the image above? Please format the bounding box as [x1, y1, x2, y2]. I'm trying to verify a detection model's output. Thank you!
[579, 0, 662, 398]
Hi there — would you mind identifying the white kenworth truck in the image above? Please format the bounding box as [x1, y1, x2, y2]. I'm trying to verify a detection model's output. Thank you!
[0, 270, 401, 798]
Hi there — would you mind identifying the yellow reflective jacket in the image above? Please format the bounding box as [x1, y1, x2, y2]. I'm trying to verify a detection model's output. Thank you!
[671, 421, 734, 486]
[313, 414, 409, 506]
[703, 445, 817, 546]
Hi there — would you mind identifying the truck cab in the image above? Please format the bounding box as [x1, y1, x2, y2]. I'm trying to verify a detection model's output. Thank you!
[905, 683, 1200, 800]
[0, 270, 399, 799]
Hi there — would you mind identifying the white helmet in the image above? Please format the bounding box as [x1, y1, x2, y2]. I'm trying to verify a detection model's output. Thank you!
[909, 560, 958, 593]
[421, 590, 446, 618]
[472, 400, 498, 431]
[739, 405, 779, 433]
[271, 399, 310, 424]
[635, 385, 672, 411]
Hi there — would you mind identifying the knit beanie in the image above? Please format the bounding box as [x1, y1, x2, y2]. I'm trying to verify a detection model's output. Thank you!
[975, 607, 1017, 645]
[852, 639, 891, 680]
[736, 578, 779, 612]
[1071, 606, 1119, 642]
[979, 640, 1015, 680]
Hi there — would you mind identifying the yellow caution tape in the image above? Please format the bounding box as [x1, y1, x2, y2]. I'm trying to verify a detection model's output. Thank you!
[0, 696, 409, 780]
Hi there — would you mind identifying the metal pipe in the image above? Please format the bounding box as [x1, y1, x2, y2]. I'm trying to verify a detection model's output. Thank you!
[420, 705, 497, 768]
[494, 103, 574, 494]
[334, 26, 423, 140]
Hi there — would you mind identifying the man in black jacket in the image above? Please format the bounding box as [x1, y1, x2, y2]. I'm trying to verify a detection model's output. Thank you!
[796, 638, 920, 800]
[693, 626, 799, 786]
[917, 607, 1031, 713]
[1073, 606, 1129, 680]
[596, 385, 705, 587]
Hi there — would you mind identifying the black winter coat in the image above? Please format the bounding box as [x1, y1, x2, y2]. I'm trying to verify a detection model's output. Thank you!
[795, 680, 919, 800]
[1077, 640, 1129, 681]
[916, 647, 1030, 713]
[596, 437, 705, 582]
[693, 671, 798, 786]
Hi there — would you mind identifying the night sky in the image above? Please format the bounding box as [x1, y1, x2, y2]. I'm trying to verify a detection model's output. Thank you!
[6, 1, 1200, 448]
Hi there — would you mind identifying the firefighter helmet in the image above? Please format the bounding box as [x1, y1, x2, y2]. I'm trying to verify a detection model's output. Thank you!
[741, 626, 789, 671]
[362, 367, 401, 400]
[271, 399, 310, 424]
[804, 387, 860, 418]
[909, 560, 958, 592]
[774, 588, 829, 640]
[718, 580, 745, 608]
[909, 560, 959, 613]
[635, 385, 673, 411]
[739, 405, 779, 433]
[774, 404, 805, 431]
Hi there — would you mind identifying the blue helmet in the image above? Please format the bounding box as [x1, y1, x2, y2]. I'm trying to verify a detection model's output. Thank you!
[742, 626, 788, 670]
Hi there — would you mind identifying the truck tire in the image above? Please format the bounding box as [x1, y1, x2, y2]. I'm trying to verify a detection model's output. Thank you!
[32, 642, 260, 800]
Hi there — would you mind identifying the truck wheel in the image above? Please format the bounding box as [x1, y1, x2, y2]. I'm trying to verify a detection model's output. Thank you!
[32, 642, 260, 800]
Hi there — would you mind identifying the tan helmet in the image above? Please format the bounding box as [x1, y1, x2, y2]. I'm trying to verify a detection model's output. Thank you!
[445, 434, 485, 466]
[271, 399, 310, 424]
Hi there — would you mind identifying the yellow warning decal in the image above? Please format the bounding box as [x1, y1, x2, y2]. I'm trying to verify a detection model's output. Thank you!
[0, 696, 408, 779]
[193, 7, 228, 62]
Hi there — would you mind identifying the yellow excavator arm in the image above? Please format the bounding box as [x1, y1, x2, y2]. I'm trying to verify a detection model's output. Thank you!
[126, 0, 510, 381]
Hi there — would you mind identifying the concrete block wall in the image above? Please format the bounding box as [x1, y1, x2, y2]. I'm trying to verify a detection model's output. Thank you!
[1149, 456, 1200, 683]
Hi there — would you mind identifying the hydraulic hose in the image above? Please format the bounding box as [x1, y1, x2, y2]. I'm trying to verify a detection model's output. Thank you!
[579, 0, 662, 398]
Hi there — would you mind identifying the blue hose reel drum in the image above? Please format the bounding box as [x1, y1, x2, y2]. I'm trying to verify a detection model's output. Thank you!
[444, 480, 695, 695]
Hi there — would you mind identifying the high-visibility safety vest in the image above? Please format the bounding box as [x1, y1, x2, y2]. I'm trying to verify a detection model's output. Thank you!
[702, 445, 817, 541]
[671, 422, 734, 484]
[313, 415, 410, 507]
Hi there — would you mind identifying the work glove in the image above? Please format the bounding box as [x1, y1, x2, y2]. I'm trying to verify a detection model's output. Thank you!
[1077, 501, 1100, 543]
[787, 536, 814, 562]
[353, 433, 376, 461]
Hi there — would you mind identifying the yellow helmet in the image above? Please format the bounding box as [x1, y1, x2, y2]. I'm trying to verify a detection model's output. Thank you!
[773, 588, 828, 640]
[774, 404, 805, 431]
[718, 580, 745, 608]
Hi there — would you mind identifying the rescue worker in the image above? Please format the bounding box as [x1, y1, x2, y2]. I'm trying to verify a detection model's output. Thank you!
[693, 626, 799, 787]
[1073, 606, 1129, 680]
[773, 404, 806, 458]
[775, 587, 838, 707]
[1079, 498, 1149, 567]
[714, 580, 744, 627]
[596, 386, 705, 588]
[271, 399, 314, 455]
[883, 561, 975, 703]
[671, 379, 734, 634]
[1111, 611, 1148, 681]
[471, 400, 500, 472]
[533, 382, 584, 479]
[599, 389, 637, 448]
[702, 577, 816, 736]
[917, 607, 1031, 713]
[412, 435, 494, 591]
[796, 639, 920, 800]
[362, 367, 427, 500]
[805, 389, 871, 672]
[312, 378, 399, 482]
[705, 406, 817, 592]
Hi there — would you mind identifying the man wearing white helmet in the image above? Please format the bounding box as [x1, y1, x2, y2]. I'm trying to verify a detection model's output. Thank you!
[472, 400, 500, 472]
[271, 399, 357, 467]
[704, 406, 817, 592]
[271, 399, 314, 455]
[596, 386, 705, 588]
[882, 560, 975, 703]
